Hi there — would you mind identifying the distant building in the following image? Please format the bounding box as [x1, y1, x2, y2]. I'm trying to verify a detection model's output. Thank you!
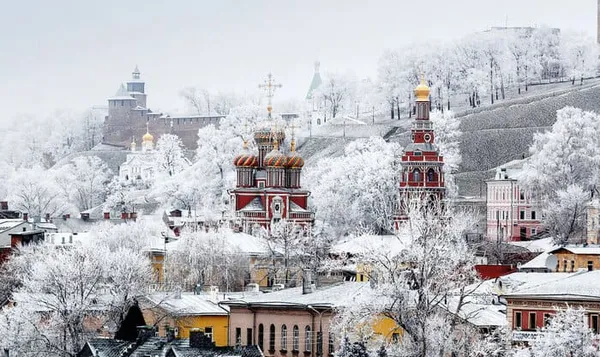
[394, 77, 445, 226]
[119, 126, 156, 182]
[103, 66, 224, 149]
[503, 270, 600, 343]
[229, 99, 314, 232]
[140, 292, 229, 344]
[221, 282, 402, 357]
[305, 61, 325, 129]
[485, 160, 543, 242]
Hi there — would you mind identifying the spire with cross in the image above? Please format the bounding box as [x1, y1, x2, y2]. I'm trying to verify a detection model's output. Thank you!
[258, 73, 282, 118]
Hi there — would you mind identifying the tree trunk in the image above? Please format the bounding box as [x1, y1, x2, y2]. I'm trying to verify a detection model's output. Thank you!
[396, 96, 400, 120]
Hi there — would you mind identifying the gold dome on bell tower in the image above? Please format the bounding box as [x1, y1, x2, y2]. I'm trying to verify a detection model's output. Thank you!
[414, 75, 430, 102]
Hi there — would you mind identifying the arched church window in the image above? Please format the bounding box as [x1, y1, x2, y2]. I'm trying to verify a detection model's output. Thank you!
[427, 169, 435, 182]
[413, 169, 421, 182]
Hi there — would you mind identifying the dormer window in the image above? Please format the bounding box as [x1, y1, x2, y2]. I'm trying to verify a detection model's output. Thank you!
[414, 151, 422, 156]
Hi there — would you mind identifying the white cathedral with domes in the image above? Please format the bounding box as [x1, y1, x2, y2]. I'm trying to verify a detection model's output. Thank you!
[118, 124, 156, 182]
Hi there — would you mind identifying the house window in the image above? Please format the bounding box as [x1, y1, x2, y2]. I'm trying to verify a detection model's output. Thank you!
[305, 326, 312, 352]
[281, 325, 287, 351]
[246, 328, 252, 346]
[589, 261, 594, 271]
[293, 325, 299, 351]
[531, 228, 537, 236]
[591, 314, 599, 334]
[269, 324, 275, 351]
[413, 169, 421, 182]
[571, 260, 575, 272]
[520, 211, 525, 220]
[258, 324, 264, 351]
[529, 312, 536, 330]
[205, 327, 213, 341]
[531, 211, 536, 220]
[515, 312, 522, 329]
[563, 260, 567, 272]
[235, 328, 242, 346]
[520, 191, 525, 200]
[427, 169, 435, 182]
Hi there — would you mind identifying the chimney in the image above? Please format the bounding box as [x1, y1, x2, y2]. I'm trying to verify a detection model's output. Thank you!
[302, 270, 314, 294]
[189, 329, 215, 348]
[0, 201, 8, 210]
[136, 325, 155, 344]
[22, 213, 28, 222]
[209, 286, 219, 303]
[103, 212, 110, 220]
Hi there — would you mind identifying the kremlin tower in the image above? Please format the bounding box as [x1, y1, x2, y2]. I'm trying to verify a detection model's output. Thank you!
[394, 77, 446, 226]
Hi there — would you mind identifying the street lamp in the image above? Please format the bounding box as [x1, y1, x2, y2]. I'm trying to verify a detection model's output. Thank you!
[307, 305, 328, 357]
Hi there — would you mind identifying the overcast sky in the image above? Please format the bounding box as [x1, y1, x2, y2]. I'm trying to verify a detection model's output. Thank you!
[0, 0, 596, 119]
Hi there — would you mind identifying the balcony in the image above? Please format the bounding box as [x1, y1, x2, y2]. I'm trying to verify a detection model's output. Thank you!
[237, 211, 266, 219]
[290, 212, 315, 220]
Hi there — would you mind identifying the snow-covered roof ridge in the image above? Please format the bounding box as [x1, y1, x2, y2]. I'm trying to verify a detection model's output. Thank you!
[224, 281, 370, 308]
[109, 84, 136, 100]
[143, 292, 228, 316]
[503, 270, 596, 298]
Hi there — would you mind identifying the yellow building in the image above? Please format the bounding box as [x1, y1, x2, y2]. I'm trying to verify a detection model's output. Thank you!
[549, 246, 600, 272]
[141, 292, 230, 346]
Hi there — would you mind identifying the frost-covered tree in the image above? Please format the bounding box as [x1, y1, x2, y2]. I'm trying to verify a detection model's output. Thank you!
[155, 133, 187, 177]
[560, 31, 599, 85]
[314, 72, 358, 119]
[7, 166, 73, 219]
[305, 137, 401, 235]
[335, 203, 480, 356]
[0, 240, 153, 356]
[526, 307, 600, 357]
[55, 156, 112, 211]
[522, 107, 600, 243]
[430, 110, 461, 197]
[164, 229, 250, 291]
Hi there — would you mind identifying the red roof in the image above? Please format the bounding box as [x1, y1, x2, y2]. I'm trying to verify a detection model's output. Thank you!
[475, 265, 516, 280]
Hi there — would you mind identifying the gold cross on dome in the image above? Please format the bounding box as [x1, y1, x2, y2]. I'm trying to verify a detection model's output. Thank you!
[258, 73, 282, 112]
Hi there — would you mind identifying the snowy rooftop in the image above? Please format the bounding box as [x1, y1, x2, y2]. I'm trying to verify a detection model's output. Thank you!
[109, 84, 136, 100]
[167, 231, 273, 256]
[518, 252, 552, 270]
[549, 245, 600, 255]
[509, 237, 556, 253]
[504, 270, 600, 300]
[0, 219, 26, 232]
[223, 282, 370, 308]
[331, 234, 410, 256]
[143, 293, 228, 316]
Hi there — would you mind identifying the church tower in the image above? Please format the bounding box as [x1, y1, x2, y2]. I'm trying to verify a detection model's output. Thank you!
[394, 77, 445, 226]
[127, 65, 147, 108]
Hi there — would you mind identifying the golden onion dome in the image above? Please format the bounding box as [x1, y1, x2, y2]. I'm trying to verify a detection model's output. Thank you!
[233, 140, 258, 167]
[414, 76, 430, 102]
[286, 138, 304, 168]
[142, 131, 154, 143]
[264, 139, 287, 168]
[286, 153, 304, 168]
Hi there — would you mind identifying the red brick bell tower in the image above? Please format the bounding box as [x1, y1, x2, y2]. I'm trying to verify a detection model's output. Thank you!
[394, 77, 445, 227]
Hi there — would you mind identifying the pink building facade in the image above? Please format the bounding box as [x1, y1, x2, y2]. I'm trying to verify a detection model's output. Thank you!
[486, 164, 543, 241]
[224, 302, 334, 357]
